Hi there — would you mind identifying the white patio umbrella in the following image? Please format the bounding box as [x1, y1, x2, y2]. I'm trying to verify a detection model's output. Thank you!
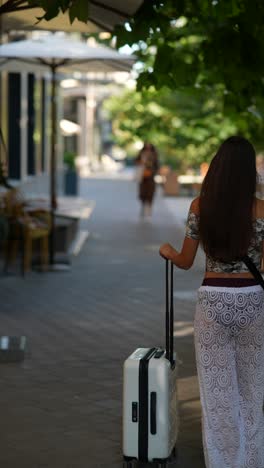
[0, 34, 136, 265]
[0, 0, 143, 33]
[60, 119, 81, 136]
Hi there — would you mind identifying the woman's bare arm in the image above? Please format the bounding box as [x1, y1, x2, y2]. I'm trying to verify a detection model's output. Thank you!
[159, 197, 200, 269]
[159, 236, 199, 270]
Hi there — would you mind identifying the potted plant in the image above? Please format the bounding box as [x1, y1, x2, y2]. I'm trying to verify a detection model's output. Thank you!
[64, 151, 78, 196]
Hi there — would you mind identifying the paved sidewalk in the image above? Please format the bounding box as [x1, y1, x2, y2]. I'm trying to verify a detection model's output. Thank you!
[0, 173, 205, 468]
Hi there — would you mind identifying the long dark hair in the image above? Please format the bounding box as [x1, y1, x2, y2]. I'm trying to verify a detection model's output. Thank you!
[199, 136, 256, 262]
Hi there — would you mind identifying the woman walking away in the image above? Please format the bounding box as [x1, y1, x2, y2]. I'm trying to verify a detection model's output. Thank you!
[159, 136, 264, 468]
[135, 142, 159, 217]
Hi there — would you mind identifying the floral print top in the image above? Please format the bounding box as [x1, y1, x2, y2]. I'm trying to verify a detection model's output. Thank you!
[186, 211, 264, 273]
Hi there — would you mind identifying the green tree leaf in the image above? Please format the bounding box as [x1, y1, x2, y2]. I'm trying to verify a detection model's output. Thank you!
[69, 0, 89, 24]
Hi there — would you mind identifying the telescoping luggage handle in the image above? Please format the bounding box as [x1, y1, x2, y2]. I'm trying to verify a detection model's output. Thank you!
[165, 259, 174, 365]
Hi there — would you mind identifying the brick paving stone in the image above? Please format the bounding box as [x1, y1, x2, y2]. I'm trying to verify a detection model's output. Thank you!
[0, 173, 206, 468]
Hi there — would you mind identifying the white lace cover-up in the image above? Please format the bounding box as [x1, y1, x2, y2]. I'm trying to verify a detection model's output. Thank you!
[195, 285, 264, 468]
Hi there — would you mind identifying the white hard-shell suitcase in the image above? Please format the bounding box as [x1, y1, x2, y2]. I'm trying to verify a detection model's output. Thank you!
[123, 260, 178, 466]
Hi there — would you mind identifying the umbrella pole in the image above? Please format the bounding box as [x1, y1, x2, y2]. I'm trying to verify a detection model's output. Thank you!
[49, 64, 57, 265]
[48, 63, 70, 272]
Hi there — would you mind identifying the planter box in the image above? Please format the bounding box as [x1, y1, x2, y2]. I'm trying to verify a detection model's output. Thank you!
[64, 169, 78, 196]
[0, 336, 26, 363]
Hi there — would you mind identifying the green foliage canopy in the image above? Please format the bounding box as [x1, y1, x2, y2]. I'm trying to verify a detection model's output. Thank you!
[105, 84, 264, 170]
[110, 0, 264, 168]
[116, 0, 264, 116]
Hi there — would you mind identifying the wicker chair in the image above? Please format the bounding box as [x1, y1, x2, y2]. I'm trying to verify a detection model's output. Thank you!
[2, 189, 51, 274]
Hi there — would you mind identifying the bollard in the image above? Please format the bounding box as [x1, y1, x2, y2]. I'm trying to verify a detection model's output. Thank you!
[0, 336, 26, 363]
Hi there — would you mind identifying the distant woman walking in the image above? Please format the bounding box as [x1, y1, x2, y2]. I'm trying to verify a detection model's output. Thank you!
[136, 142, 159, 217]
[160, 136, 264, 467]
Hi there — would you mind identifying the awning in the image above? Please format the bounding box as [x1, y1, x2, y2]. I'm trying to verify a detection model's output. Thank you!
[0, 1, 143, 33]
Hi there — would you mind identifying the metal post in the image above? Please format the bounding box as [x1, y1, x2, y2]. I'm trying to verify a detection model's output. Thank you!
[49, 63, 57, 265]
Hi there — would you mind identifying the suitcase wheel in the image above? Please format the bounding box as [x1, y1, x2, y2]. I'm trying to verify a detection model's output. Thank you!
[171, 446, 178, 459]
[155, 446, 178, 467]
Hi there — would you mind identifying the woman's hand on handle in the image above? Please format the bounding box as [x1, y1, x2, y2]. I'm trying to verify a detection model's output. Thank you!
[159, 237, 199, 270]
[159, 243, 179, 261]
